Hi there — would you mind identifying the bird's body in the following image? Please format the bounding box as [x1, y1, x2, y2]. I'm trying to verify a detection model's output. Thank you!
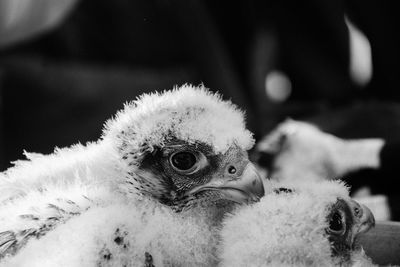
[0, 194, 220, 267]
[220, 180, 376, 267]
[0, 141, 118, 259]
[0, 85, 264, 265]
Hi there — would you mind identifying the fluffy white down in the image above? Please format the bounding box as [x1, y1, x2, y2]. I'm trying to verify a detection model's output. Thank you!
[0, 196, 220, 267]
[220, 180, 376, 267]
[0, 142, 120, 203]
[103, 84, 254, 155]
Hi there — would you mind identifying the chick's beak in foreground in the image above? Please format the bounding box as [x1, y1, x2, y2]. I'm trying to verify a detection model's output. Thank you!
[188, 163, 265, 204]
[355, 203, 375, 235]
[349, 200, 375, 250]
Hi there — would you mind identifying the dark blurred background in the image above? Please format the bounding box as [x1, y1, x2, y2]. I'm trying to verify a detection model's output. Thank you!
[1, 0, 400, 217]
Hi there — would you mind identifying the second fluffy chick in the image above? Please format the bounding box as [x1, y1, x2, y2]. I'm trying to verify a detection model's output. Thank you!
[220, 180, 376, 267]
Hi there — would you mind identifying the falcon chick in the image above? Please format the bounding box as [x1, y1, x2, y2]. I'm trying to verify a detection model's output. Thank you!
[220, 180, 376, 267]
[0, 84, 264, 265]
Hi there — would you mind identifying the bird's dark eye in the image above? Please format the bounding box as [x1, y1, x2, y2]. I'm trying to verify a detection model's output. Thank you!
[170, 151, 197, 171]
[329, 212, 344, 233]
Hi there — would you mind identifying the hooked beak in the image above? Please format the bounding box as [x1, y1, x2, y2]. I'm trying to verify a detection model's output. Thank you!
[356, 204, 376, 235]
[350, 201, 375, 250]
[187, 163, 265, 204]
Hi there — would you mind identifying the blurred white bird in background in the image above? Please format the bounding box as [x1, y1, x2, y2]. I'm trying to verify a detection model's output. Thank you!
[255, 119, 390, 221]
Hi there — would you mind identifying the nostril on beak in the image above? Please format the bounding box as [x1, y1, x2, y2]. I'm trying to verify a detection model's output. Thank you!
[354, 206, 362, 218]
[255, 151, 275, 169]
[227, 165, 237, 175]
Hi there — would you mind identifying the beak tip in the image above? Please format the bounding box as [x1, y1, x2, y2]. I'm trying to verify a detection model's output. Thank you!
[250, 172, 265, 200]
[358, 204, 376, 235]
[370, 215, 376, 228]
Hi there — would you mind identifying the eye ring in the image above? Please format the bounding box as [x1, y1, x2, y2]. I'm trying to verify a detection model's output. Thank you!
[328, 211, 346, 235]
[169, 151, 198, 173]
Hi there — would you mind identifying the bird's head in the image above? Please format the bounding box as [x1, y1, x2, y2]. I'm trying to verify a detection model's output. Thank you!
[326, 197, 375, 261]
[220, 180, 375, 266]
[271, 181, 375, 264]
[102, 84, 264, 210]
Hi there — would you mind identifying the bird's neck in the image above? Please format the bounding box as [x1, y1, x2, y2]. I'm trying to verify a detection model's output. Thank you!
[177, 200, 237, 227]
